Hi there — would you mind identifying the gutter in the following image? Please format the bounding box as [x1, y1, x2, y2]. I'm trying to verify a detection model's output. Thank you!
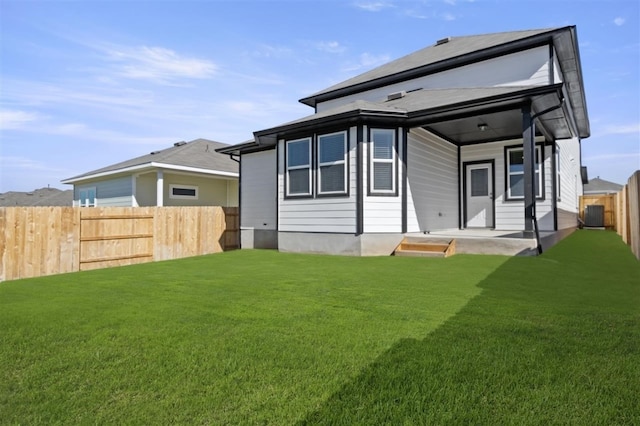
[529, 94, 565, 255]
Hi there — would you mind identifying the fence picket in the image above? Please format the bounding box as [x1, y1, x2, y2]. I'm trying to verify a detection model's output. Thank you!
[0, 206, 238, 281]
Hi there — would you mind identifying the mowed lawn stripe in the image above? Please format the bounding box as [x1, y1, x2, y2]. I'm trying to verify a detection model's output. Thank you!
[1, 247, 505, 424]
[301, 230, 640, 425]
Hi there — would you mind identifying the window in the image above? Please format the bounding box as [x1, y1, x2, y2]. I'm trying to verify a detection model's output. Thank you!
[170, 184, 198, 200]
[470, 168, 489, 196]
[505, 146, 543, 199]
[555, 145, 561, 201]
[78, 187, 96, 207]
[370, 128, 396, 194]
[286, 138, 312, 196]
[318, 131, 347, 195]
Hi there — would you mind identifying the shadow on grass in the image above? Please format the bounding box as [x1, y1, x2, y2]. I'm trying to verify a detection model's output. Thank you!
[298, 231, 640, 425]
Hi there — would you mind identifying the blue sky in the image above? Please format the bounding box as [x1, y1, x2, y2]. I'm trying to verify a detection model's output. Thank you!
[1, 0, 638, 192]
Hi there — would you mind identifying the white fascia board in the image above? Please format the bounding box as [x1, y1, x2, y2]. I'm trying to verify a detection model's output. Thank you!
[61, 162, 238, 184]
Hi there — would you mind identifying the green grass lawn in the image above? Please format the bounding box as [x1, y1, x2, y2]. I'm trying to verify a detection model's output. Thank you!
[1, 230, 638, 424]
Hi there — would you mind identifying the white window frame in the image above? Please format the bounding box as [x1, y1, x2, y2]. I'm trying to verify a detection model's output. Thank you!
[317, 131, 347, 195]
[78, 186, 96, 207]
[369, 128, 396, 194]
[285, 137, 312, 197]
[506, 145, 542, 200]
[169, 184, 199, 200]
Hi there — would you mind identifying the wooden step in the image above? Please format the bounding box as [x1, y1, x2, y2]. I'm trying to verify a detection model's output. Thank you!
[393, 238, 456, 258]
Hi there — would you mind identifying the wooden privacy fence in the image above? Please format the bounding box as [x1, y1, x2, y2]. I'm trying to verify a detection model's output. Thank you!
[579, 194, 616, 229]
[0, 206, 238, 282]
[580, 170, 640, 260]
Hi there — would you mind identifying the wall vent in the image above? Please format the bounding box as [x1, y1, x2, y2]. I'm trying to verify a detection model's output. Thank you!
[436, 37, 451, 46]
[387, 90, 406, 101]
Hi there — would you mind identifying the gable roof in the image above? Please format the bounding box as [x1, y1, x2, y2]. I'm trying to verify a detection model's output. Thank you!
[298, 26, 589, 139]
[62, 139, 238, 184]
[583, 177, 623, 194]
[301, 28, 555, 107]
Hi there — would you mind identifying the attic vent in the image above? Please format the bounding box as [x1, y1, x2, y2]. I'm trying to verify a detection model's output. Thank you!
[387, 90, 406, 101]
[174, 141, 187, 147]
[150, 150, 161, 155]
[436, 37, 451, 46]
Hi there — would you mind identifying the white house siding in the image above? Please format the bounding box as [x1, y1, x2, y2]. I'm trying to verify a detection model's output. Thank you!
[278, 127, 357, 233]
[556, 137, 582, 230]
[460, 137, 553, 231]
[74, 176, 132, 207]
[362, 126, 403, 233]
[317, 46, 552, 113]
[406, 128, 459, 232]
[241, 150, 278, 231]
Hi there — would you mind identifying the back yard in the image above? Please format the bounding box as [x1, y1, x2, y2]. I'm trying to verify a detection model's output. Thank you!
[1, 230, 638, 424]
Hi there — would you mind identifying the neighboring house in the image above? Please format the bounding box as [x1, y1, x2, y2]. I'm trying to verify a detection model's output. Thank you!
[219, 26, 590, 255]
[0, 187, 73, 206]
[583, 177, 623, 195]
[62, 139, 238, 207]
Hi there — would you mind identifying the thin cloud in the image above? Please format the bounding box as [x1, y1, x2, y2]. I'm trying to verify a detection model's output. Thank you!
[104, 45, 217, 83]
[0, 156, 67, 173]
[0, 109, 43, 130]
[250, 44, 294, 59]
[316, 41, 347, 54]
[584, 152, 640, 162]
[342, 52, 391, 72]
[599, 123, 640, 136]
[442, 12, 456, 21]
[613, 17, 625, 26]
[354, 1, 394, 12]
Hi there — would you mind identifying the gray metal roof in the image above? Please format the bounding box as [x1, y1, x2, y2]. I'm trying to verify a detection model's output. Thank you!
[300, 28, 557, 106]
[63, 139, 238, 183]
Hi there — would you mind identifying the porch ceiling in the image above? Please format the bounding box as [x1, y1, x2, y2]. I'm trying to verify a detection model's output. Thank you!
[419, 91, 574, 145]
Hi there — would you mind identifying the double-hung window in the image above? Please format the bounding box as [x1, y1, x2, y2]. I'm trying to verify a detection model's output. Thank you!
[506, 145, 542, 200]
[370, 128, 396, 194]
[318, 131, 347, 195]
[286, 138, 312, 196]
[78, 187, 96, 207]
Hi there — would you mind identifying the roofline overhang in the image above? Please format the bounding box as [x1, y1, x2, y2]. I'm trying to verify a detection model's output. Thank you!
[251, 84, 564, 148]
[299, 27, 571, 108]
[61, 162, 238, 185]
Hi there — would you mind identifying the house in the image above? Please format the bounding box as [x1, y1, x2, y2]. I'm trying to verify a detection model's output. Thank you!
[0, 187, 73, 207]
[62, 139, 238, 207]
[218, 27, 590, 256]
[583, 177, 623, 195]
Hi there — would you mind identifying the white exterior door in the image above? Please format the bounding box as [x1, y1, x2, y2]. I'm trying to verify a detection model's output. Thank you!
[465, 163, 493, 228]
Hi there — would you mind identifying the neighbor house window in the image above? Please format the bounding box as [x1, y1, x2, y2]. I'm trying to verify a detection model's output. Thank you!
[317, 131, 347, 195]
[370, 128, 396, 194]
[78, 187, 96, 207]
[286, 138, 312, 196]
[170, 184, 198, 200]
[505, 146, 542, 200]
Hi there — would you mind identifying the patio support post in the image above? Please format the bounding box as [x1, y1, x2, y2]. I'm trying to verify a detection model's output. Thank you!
[522, 102, 535, 237]
[156, 169, 164, 207]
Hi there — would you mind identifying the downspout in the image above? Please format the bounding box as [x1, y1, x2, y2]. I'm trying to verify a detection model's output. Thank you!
[529, 96, 565, 254]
